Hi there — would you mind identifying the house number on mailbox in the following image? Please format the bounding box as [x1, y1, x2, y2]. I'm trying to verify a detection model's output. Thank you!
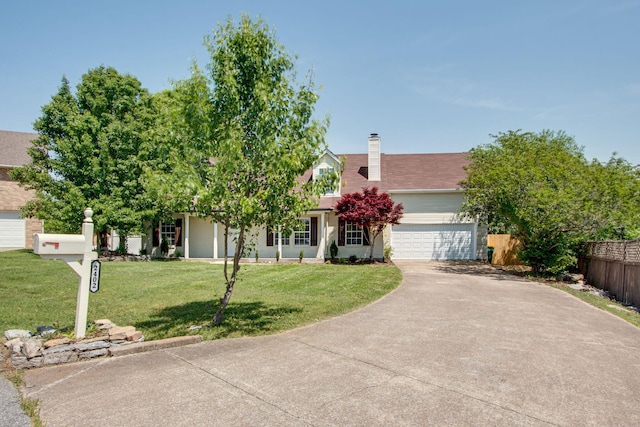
[90, 260, 101, 293]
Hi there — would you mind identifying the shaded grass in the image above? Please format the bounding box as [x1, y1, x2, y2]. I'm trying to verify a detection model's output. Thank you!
[0, 250, 401, 341]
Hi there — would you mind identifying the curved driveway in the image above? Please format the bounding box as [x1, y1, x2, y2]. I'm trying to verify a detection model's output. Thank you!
[23, 261, 640, 426]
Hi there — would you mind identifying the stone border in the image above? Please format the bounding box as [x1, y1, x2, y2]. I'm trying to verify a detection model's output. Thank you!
[4, 320, 145, 369]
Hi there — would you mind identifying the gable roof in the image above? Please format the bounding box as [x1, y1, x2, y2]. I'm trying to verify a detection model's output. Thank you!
[0, 130, 38, 167]
[316, 151, 469, 209]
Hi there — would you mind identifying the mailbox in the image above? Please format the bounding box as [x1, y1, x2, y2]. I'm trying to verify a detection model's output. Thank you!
[34, 233, 86, 257]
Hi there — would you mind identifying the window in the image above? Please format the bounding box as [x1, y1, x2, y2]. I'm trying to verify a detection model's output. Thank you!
[266, 227, 290, 246]
[278, 232, 290, 246]
[294, 218, 311, 246]
[161, 222, 176, 246]
[346, 222, 363, 245]
[318, 167, 336, 195]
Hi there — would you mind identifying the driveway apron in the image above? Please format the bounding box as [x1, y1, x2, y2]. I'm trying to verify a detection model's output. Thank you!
[22, 261, 640, 426]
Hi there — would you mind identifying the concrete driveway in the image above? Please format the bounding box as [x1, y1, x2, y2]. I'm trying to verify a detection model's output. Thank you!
[22, 261, 640, 426]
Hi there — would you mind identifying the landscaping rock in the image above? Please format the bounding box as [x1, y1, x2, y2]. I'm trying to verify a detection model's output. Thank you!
[4, 338, 23, 352]
[126, 331, 143, 341]
[44, 351, 78, 365]
[6, 321, 145, 369]
[78, 348, 109, 359]
[4, 329, 31, 340]
[24, 338, 43, 359]
[12, 355, 43, 369]
[43, 338, 72, 348]
[74, 341, 111, 352]
[42, 344, 75, 354]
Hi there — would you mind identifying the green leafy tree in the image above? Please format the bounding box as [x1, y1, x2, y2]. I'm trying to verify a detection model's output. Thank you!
[461, 130, 594, 273]
[586, 156, 640, 240]
[147, 15, 334, 325]
[11, 66, 165, 245]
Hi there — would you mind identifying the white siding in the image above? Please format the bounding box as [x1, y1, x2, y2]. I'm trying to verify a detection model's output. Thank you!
[391, 192, 464, 215]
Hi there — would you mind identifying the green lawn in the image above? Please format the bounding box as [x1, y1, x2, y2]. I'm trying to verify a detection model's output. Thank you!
[0, 250, 402, 341]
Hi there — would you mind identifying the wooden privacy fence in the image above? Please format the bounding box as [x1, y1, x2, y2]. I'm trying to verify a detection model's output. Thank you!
[579, 239, 640, 308]
[487, 234, 522, 265]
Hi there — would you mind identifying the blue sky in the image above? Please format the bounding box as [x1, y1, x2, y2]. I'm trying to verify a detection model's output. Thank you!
[1, 0, 639, 164]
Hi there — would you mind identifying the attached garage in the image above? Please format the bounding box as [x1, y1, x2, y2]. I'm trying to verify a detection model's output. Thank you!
[391, 223, 476, 260]
[0, 212, 26, 248]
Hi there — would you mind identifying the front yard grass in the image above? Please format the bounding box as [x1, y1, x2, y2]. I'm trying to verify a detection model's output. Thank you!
[0, 250, 401, 341]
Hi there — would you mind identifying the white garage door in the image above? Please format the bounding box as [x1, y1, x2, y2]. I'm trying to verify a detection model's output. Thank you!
[392, 224, 475, 260]
[0, 212, 26, 248]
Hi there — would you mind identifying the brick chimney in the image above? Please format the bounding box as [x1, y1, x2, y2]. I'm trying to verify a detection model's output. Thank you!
[368, 133, 381, 181]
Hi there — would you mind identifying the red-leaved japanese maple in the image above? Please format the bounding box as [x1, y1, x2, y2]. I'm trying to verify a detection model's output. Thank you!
[334, 187, 404, 261]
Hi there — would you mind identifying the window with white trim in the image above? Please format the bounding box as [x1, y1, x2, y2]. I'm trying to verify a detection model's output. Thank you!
[318, 167, 336, 195]
[294, 218, 310, 246]
[161, 222, 176, 246]
[277, 231, 290, 246]
[346, 222, 363, 245]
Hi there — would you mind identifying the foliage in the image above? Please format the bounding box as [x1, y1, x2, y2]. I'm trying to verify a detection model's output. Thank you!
[299, 250, 304, 263]
[0, 250, 401, 341]
[329, 240, 338, 259]
[145, 15, 335, 325]
[160, 237, 169, 256]
[585, 156, 640, 240]
[335, 186, 404, 260]
[10, 66, 166, 240]
[460, 130, 640, 274]
[384, 245, 393, 262]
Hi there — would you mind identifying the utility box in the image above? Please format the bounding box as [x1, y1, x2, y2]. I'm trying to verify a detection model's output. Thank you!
[34, 233, 86, 258]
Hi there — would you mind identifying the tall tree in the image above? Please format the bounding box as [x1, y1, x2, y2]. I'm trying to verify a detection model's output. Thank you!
[460, 129, 640, 274]
[147, 15, 334, 325]
[335, 187, 404, 261]
[11, 67, 164, 245]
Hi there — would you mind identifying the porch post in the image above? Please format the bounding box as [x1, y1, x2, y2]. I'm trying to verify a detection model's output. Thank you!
[213, 222, 218, 259]
[184, 214, 190, 259]
[318, 212, 326, 259]
[277, 225, 282, 257]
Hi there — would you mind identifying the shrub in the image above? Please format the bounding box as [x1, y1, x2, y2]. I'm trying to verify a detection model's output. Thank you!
[330, 240, 338, 259]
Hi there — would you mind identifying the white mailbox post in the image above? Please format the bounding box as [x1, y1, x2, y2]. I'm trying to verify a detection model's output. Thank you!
[33, 208, 98, 338]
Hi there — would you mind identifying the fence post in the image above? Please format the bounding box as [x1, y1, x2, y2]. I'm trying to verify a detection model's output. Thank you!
[622, 240, 627, 305]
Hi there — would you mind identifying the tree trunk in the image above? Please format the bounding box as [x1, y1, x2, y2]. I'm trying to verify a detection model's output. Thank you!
[213, 276, 235, 326]
[213, 224, 245, 326]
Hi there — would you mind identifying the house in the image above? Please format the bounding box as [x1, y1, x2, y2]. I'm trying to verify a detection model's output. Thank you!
[0, 130, 44, 249]
[146, 134, 487, 261]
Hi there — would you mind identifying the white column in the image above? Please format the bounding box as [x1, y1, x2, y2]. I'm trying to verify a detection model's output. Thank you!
[277, 226, 282, 257]
[213, 222, 218, 259]
[318, 212, 326, 259]
[184, 214, 190, 259]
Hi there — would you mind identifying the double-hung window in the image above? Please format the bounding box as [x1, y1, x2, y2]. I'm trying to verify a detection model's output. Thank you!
[318, 167, 336, 195]
[294, 218, 311, 246]
[161, 222, 176, 246]
[345, 222, 363, 245]
[277, 230, 290, 246]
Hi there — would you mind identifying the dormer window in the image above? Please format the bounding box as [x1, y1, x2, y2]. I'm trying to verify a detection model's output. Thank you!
[313, 149, 341, 197]
[319, 167, 335, 195]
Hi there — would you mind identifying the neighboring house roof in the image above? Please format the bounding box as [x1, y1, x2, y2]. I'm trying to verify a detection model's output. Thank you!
[0, 130, 38, 212]
[316, 152, 469, 209]
[0, 130, 38, 167]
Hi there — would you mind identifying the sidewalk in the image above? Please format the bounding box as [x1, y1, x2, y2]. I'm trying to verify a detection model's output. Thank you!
[22, 261, 640, 426]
